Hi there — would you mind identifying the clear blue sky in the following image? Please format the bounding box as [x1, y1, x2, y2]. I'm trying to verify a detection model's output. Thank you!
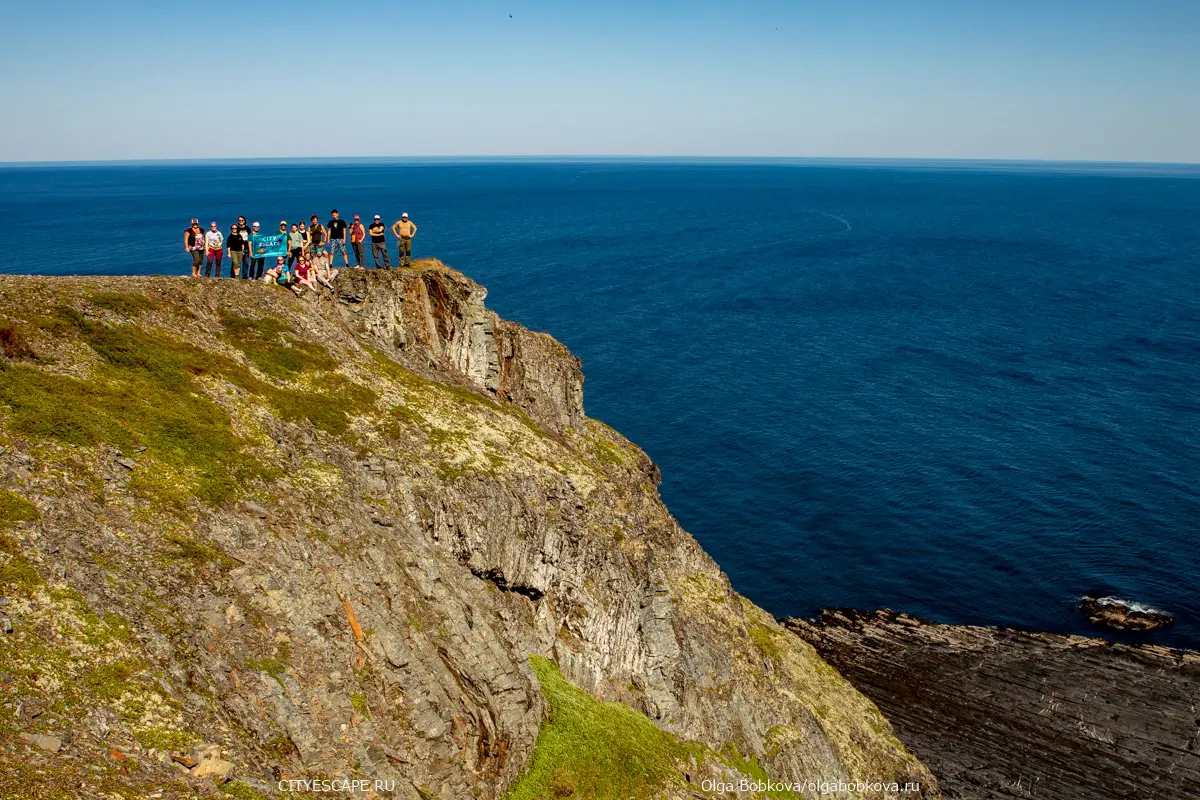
[3, 0, 1198, 163]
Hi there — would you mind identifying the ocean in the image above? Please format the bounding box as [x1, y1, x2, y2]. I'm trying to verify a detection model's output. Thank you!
[2, 158, 1198, 649]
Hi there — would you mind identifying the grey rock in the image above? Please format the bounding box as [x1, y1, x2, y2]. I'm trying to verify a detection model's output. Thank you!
[19, 732, 62, 752]
[237, 501, 270, 518]
[191, 756, 235, 783]
[786, 609, 1200, 800]
[0, 268, 934, 800]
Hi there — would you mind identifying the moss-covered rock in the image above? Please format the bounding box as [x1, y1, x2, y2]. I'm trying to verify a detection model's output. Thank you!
[0, 268, 936, 799]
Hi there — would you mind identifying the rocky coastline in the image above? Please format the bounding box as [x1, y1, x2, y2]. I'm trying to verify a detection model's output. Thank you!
[784, 609, 1200, 799]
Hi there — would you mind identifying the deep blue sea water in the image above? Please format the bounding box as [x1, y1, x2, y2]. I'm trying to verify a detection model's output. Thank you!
[2, 159, 1198, 649]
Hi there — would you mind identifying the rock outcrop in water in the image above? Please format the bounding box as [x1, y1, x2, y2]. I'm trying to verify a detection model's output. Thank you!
[1078, 596, 1174, 632]
[784, 609, 1200, 800]
[0, 263, 933, 798]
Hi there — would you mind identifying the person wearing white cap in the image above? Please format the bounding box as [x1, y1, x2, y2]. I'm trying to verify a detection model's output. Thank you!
[390, 212, 417, 267]
[247, 221, 265, 279]
[368, 214, 389, 269]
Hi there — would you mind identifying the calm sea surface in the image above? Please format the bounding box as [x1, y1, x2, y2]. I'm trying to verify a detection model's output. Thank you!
[2, 159, 1198, 648]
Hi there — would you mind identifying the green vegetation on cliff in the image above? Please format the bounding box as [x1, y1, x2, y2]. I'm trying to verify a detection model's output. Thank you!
[506, 655, 694, 800]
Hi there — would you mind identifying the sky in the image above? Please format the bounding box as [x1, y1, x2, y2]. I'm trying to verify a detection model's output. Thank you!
[1, 0, 1198, 163]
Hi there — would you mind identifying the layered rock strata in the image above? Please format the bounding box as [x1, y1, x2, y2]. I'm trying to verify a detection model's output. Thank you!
[785, 609, 1200, 800]
[0, 263, 933, 799]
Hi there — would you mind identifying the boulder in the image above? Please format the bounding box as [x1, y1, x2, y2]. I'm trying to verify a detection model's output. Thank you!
[1079, 596, 1173, 631]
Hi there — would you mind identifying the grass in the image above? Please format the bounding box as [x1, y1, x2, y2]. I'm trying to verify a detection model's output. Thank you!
[162, 533, 237, 569]
[221, 782, 272, 800]
[89, 292, 156, 317]
[218, 311, 336, 379]
[505, 656, 690, 800]
[0, 308, 380, 508]
[0, 489, 38, 529]
[82, 659, 139, 701]
[246, 656, 288, 679]
[0, 535, 42, 596]
[0, 323, 36, 360]
[748, 624, 783, 662]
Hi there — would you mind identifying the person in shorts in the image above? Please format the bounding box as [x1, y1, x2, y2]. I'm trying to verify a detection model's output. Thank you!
[349, 214, 366, 268]
[326, 209, 350, 268]
[311, 247, 338, 292]
[185, 219, 205, 277]
[226, 223, 246, 278]
[308, 215, 326, 257]
[293, 255, 318, 293]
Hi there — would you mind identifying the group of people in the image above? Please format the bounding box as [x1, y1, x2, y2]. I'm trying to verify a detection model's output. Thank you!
[184, 209, 419, 293]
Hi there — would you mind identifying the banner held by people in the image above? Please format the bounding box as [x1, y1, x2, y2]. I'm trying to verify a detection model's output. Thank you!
[250, 231, 288, 259]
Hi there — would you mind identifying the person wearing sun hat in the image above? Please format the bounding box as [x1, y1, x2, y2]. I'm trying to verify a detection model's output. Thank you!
[368, 214, 389, 269]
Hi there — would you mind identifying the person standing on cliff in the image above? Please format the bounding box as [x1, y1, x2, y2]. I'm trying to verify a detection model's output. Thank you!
[185, 219, 205, 277]
[308, 215, 327, 258]
[247, 222, 265, 279]
[326, 209, 350, 270]
[349, 215, 367, 268]
[204, 221, 224, 278]
[369, 215, 389, 268]
[236, 216, 251, 278]
[287, 224, 304, 267]
[391, 212, 417, 267]
[297, 220, 310, 256]
[226, 223, 246, 278]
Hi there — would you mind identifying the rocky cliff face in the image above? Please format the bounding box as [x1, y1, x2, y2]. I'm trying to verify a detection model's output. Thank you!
[785, 609, 1200, 800]
[0, 264, 933, 799]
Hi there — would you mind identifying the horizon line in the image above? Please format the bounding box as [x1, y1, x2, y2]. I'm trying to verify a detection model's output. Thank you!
[2, 154, 1199, 170]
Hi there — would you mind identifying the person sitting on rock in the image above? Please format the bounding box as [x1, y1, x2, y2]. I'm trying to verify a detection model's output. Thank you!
[293, 256, 319, 294]
[311, 248, 338, 293]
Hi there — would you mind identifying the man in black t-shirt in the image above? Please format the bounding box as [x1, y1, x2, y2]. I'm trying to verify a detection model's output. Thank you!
[368, 215, 389, 268]
[326, 208, 350, 268]
[308, 215, 326, 256]
[235, 216, 251, 278]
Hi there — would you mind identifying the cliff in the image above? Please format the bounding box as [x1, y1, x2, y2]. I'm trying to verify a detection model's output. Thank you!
[785, 609, 1200, 800]
[0, 263, 934, 799]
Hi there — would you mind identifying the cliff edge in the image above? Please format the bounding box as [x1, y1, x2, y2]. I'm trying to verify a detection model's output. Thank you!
[0, 263, 934, 799]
